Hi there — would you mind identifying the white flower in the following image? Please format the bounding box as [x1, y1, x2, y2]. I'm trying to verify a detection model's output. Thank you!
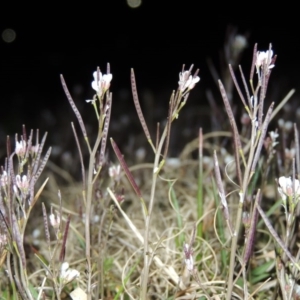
[30, 144, 39, 156]
[256, 50, 275, 69]
[85, 97, 96, 104]
[0, 171, 8, 187]
[60, 262, 80, 284]
[183, 243, 194, 272]
[108, 164, 121, 181]
[278, 176, 300, 201]
[178, 71, 200, 92]
[49, 213, 60, 229]
[285, 148, 296, 160]
[269, 131, 279, 147]
[15, 140, 26, 157]
[0, 234, 7, 248]
[91, 71, 112, 98]
[16, 174, 29, 194]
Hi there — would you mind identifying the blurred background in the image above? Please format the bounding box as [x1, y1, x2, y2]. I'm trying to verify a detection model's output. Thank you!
[0, 0, 299, 170]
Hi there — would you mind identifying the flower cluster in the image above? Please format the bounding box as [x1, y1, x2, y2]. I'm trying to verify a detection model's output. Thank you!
[108, 164, 121, 182]
[278, 176, 300, 202]
[255, 50, 275, 70]
[49, 213, 61, 229]
[269, 131, 279, 148]
[86, 70, 112, 102]
[0, 233, 7, 248]
[178, 70, 200, 92]
[0, 171, 7, 187]
[15, 139, 26, 158]
[60, 262, 80, 284]
[15, 175, 29, 195]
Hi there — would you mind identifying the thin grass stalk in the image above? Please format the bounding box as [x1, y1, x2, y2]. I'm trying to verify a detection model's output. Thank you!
[162, 92, 174, 159]
[6, 252, 18, 299]
[12, 214, 33, 299]
[11, 212, 25, 269]
[85, 110, 108, 299]
[285, 159, 297, 248]
[238, 65, 252, 111]
[226, 106, 260, 299]
[71, 122, 86, 190]
[168, 182, 184, 248]
[86, 140, 100, 300]
[97, 67, 105, 119]
[251, 102, 274, 173]
[197, 128, 203, 239]
[173, 92, 190, 118]
[213, 151, 231, 228]
[113, 256, 142, 300]
[140, 107, 173, 299]
[228, 64, 247, 108]
[249, 43, 257, 83]
[218, 80, 242, 187]
[295, 124, 300, 178]
[24, 129, 32, 166]
[110, 138, 147, 215]
[107, 187, 181, 285]
[155, 122, 160, 150]
[270, 89, 295, 122]
[257, 204, 298, 266]
[97, 209, 107, 300]
[211, 178, 227, 274]
[13, 273, 26, 300]
[59, 215, 70, 262]
[243, 189, 261, 264]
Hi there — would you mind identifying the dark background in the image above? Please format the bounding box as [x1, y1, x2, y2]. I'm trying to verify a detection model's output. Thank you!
[0, 1, 299, 162]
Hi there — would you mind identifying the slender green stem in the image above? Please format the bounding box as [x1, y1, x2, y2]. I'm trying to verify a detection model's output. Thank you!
[140, 117, 170, 299]
[169, 182, 184, 247]
[226, 113, 258, 300]
[86, 123, 103, 300]
[197, 128, 203, 239]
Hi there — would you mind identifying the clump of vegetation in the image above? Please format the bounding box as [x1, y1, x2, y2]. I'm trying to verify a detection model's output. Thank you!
[1, 31, 300, 299]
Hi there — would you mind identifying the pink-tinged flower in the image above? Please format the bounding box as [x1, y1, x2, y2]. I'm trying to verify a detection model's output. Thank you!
[15, 140, 26, 157]
[0, 171, 8, 187]
[278, 176, 300, 201]
[30, 144, 39, 156]
[16, 174, 29, 194]
[86, 71, 112, 103]
[183, 243, 194, 272]
[0, 233, 7, 248]
[256, 50, 275, 69]
[49, 213, 60, 229]
[285, 148, 296, 160]
[269, 131, 279, 148]
[91, 71, 112, 97]
[108, 164, 121, 181]
[60, 262, 80, 284]
[178, 71, 200, 92]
